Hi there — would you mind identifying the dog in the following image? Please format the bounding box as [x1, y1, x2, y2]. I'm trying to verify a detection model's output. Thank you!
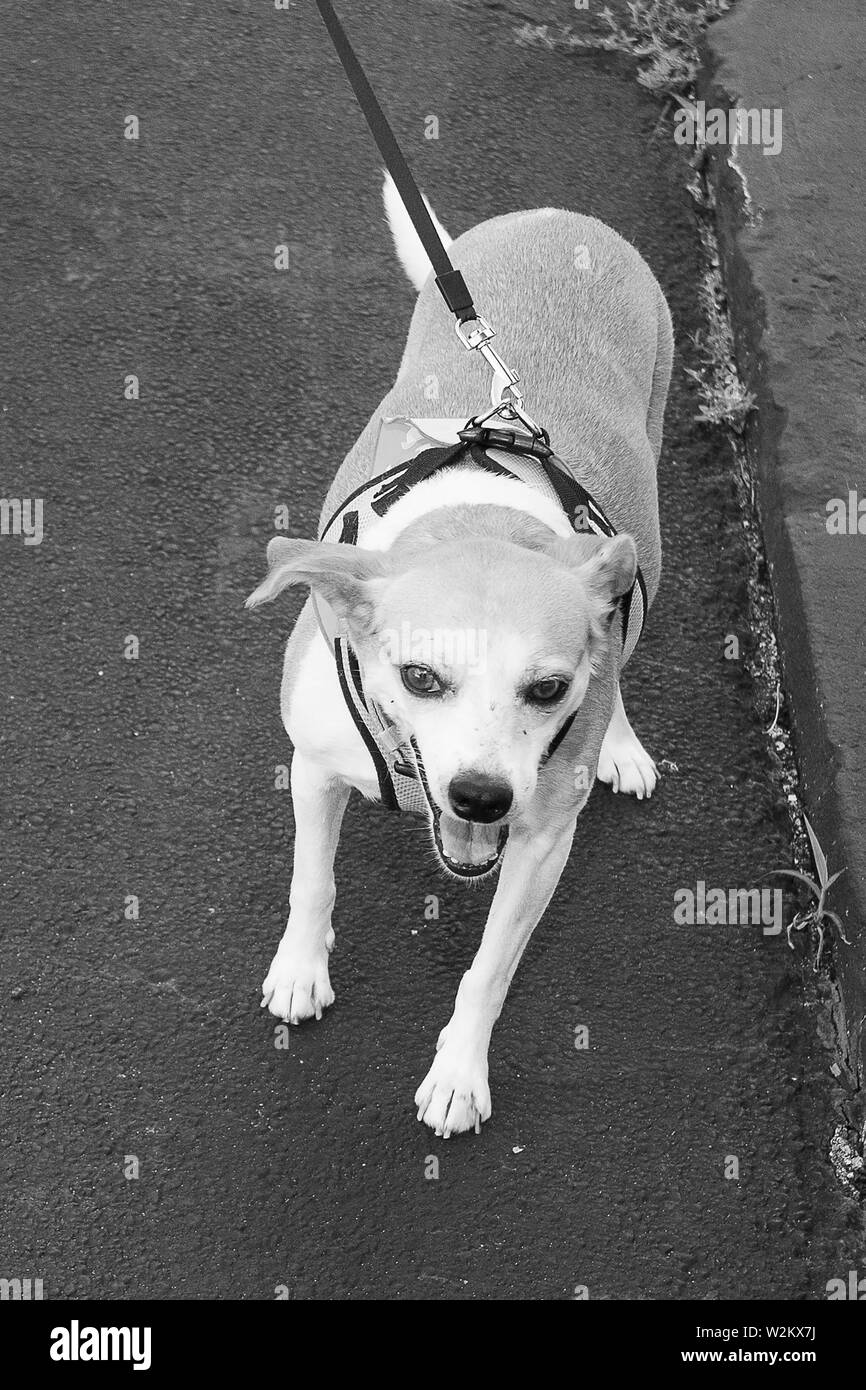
[247, 174, 673, 1137]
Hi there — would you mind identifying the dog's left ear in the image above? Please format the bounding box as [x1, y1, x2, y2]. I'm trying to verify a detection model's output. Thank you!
[245, 537, 389, 637]
[549, 531, 638, 604]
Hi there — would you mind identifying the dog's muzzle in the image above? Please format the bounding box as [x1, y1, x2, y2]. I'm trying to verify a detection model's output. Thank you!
[412, 741, 509, 878]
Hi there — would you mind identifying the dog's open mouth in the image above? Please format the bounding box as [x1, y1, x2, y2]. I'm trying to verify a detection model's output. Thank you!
[409, 737, 508, 877]
[430, 805, 508, 878]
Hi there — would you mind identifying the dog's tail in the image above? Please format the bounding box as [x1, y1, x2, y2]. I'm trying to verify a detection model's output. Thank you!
[382, 170, 452, 293]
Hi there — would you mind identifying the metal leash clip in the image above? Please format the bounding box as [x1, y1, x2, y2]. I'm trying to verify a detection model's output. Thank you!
[454, 316, 545, 439]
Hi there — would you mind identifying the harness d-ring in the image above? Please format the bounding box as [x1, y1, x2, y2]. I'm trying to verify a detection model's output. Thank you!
[454, 317, 546, 439]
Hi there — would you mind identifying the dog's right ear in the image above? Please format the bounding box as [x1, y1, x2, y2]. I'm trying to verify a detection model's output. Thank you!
[245, 538, 389, 637]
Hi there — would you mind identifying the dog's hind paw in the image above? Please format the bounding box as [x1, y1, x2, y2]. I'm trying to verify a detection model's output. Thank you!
[597, 725, 657, 799]
[414, 1051, 492, 1138]
[260, 951, 334, 1025]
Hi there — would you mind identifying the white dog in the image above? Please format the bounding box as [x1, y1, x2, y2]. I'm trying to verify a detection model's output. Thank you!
[247, 175, 673, 1136]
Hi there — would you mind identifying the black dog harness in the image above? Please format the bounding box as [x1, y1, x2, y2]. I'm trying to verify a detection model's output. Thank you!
[313, 420, 647, 816]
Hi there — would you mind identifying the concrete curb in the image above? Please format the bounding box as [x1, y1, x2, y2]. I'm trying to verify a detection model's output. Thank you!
[700, 0, 866, 1098]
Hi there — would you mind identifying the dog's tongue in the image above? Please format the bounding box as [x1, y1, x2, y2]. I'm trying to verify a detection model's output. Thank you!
[438, 812, 502, 868]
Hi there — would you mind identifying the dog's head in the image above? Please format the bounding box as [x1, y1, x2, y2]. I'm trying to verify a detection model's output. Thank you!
[247, 510, 636, 878]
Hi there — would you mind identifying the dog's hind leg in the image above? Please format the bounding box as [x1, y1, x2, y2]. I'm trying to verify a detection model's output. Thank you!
[261, 752, 350, 1024]
[414, 815, 578, 1137]
[596, 684, 657, 799]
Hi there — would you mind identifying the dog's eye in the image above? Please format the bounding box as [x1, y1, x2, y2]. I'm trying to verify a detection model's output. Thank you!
[525, 677, 568, 706]
[401, 663, 443, 697]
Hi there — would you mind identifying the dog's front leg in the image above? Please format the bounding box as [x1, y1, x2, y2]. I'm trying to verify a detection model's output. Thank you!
[261, 751, 350, 1025]
[415, 814, 577, 1137]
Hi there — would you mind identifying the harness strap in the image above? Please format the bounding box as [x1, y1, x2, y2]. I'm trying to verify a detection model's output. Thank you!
[541, 711, 577, 766]
[321, 439, 513, 541]
[313, 0, 475, 324]
[334, 641, 399, 811]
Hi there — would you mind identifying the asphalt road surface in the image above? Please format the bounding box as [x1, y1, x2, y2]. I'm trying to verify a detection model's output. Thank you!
[1, 0, 859, 1299]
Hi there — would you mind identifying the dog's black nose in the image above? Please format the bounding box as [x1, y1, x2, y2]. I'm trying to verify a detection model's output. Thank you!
[448, 773, 513, 823]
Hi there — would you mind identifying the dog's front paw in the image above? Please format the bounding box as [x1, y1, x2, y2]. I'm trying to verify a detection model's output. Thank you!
[261, 948, 334, 1024]
[414, 1043, 492, 1138]
[597, 725, 657, 799]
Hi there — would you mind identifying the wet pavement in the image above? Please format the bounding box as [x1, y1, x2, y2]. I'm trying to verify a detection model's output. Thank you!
[1, 0, 861, 1298]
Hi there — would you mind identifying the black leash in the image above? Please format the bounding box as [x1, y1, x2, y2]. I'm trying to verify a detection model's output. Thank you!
[313, 0, 476, 325]
[313, 0, 545, 438]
